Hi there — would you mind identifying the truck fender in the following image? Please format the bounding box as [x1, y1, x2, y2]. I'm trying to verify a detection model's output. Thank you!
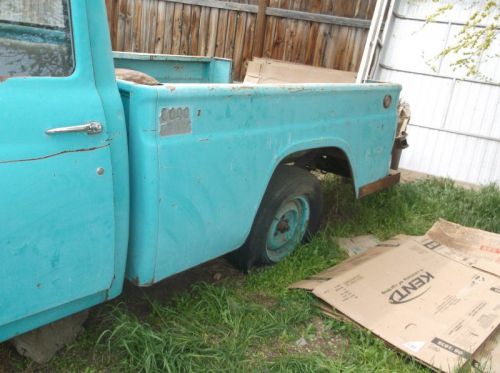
[240, 139, 357, 247]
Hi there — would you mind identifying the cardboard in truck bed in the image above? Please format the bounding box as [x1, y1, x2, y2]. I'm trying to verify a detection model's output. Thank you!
[244, 58, 357, 84]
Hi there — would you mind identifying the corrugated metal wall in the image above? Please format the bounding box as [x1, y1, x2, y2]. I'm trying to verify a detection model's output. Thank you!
[375, 0, 499, 185]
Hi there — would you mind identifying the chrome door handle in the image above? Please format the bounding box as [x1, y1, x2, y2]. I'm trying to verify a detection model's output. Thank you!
[45, 121, 103, 135]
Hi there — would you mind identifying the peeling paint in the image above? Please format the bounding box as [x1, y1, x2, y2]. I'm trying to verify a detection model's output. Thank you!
[231, 85, 255, 91]
[130, 276, 155, 287]
[0, 145, 109, 165]
[287, 87, 306, 93]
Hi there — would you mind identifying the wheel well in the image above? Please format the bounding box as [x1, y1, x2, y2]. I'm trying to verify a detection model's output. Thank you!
[280, 147, 353, 179]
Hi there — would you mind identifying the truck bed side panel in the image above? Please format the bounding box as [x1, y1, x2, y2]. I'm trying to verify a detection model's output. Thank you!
[123, 82, 400, 285]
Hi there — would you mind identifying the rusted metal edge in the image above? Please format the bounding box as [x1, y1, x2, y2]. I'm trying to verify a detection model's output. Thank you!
[359, 171, 400, 198]
[130, 276, 156, 287]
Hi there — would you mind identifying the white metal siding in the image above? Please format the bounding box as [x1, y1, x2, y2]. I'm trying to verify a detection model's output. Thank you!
[375, 0, 500, 185]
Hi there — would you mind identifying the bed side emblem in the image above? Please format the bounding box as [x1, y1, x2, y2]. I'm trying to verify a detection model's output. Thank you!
[159, 107, 192, 136]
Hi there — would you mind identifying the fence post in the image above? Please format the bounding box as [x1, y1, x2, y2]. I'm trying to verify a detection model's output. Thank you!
[253, 0, 268, 57]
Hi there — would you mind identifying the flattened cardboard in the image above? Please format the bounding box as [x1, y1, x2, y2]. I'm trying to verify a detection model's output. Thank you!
[337, 235, 380, 257]
[311, 237, 500, 371]
[244, 58, 357, 84]
[289, 244, 392, 291]
[421, 219, 500, 277]
[475, 327, 500, 372]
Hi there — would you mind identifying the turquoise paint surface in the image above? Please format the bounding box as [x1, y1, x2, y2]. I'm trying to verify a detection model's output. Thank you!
[122, 81, 400, 285]
[113, 52, 232, 83]
[0, 1, 128, 342]
[0, 0, 401, 342]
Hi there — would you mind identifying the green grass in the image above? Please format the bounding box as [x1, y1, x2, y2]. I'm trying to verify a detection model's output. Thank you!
[1, 177, 499, 373]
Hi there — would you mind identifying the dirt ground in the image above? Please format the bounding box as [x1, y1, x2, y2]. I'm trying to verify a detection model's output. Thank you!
[119, 257, 244, 318]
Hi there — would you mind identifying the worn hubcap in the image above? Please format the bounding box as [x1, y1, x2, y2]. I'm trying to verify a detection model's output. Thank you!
[266, 196, 310, 262]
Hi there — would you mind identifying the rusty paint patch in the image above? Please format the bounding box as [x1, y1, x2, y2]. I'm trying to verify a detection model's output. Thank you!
[383, 94, 392, 109]
[287, 87, 306, 93]
[231, 85, 255, 91]
[0, 75, 10, 83]
[359, 172, 400, 198]
[115, 68, 159, 85]
[130, 276, 155, 287]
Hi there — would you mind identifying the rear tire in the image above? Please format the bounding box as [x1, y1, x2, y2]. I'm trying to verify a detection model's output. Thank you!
[229, 165, 323, 271]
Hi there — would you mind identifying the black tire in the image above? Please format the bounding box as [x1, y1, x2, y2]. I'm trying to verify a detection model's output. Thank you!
[228, 165, 324, 272]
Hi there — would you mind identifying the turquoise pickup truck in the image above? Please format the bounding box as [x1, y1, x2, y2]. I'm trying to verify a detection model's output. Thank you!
[0, 0, 401, 343]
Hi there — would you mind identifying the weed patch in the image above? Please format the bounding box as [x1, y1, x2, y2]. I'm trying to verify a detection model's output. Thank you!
[1, 177, 498, 372]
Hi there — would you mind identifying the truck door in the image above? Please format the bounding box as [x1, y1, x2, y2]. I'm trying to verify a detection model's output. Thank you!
[0, 0, 116, 330]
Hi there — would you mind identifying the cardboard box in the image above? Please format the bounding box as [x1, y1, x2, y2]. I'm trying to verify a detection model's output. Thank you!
[244, 58, 357, 84]
[292, 223, 500, 372]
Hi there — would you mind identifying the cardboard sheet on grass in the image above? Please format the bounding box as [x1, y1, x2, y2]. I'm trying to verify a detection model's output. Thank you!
[291, 220, 500, 372]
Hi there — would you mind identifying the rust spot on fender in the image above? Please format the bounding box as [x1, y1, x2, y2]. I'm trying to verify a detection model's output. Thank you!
[0, 75, 9, 83]
[130, 276, 155, 287]
[359, 171, 400, 198]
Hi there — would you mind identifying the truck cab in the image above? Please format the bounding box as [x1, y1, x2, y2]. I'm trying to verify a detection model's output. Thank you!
[0, 0, 401, 344]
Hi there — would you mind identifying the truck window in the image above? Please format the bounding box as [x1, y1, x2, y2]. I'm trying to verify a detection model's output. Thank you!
[0, 0, 74, 78]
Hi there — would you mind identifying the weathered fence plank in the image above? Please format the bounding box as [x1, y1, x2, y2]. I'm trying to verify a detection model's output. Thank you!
[105, 0, 374, 81]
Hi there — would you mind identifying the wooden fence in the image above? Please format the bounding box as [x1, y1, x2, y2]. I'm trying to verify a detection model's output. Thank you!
[105, 0, 375, 81]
